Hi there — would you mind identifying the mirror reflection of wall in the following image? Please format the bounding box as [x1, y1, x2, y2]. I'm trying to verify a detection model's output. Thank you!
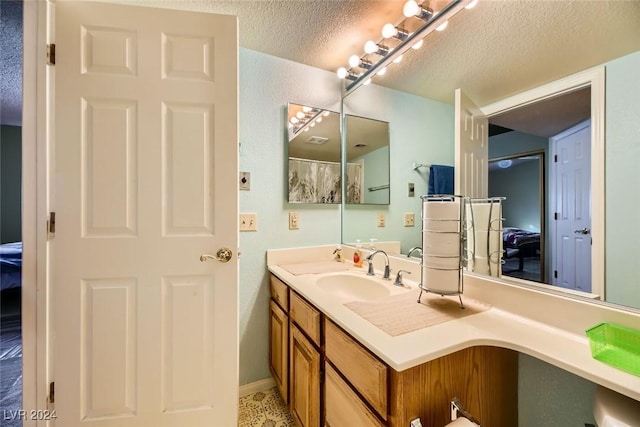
[345, 115, 390, 205]
[287, 103, 341, 204]
[341, 82, 455, 254]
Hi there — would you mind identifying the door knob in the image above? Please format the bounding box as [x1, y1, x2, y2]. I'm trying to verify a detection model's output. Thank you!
[200, 248, 233, 263]
[574, 228, 591, 235]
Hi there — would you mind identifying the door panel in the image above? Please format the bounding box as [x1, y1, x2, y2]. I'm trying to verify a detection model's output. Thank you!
[54, 2, 238, 426]
[455, 88, 488, 198]
[553, 122, 591, 292]
[289, 325, 320, 427]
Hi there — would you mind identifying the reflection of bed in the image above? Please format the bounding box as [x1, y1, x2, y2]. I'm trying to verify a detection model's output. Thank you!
[1, 242, 22, 291]
[503, 228, 540, 271]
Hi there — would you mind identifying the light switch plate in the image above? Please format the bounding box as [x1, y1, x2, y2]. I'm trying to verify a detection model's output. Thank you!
[377, 212, 386, 227]
[239, 213, 257, 231]
[239, 172, 250, 190]
[404, 212, 415, 227]
[289, 212, 299, 230]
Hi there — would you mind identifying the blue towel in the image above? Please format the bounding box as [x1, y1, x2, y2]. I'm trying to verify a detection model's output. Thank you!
[428, 165, 454, 195]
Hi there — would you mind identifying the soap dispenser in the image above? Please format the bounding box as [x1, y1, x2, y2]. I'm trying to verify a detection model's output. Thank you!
[353, 240, 363, 267]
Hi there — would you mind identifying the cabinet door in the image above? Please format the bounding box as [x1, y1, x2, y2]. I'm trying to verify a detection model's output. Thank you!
[290, 324, 321, 427]
[269, 300, 289, 403]
[325, 363, 384, 427]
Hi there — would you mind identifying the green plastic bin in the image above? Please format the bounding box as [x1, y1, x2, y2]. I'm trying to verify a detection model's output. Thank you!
[586, 322, 640, 377]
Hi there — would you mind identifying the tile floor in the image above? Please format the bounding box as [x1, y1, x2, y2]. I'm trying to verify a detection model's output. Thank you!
[238, 387, 295, 427]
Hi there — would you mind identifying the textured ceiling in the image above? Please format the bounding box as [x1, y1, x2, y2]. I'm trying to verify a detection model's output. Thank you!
[2, 0, 639, 126]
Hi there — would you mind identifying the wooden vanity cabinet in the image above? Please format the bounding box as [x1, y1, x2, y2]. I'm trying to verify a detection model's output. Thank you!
[270, 274, 321, 427]
[290, 324, 321, 427]
[269, 300, 288, 403]
[269, 275, 289, 403]
[268, 274, 518, 427]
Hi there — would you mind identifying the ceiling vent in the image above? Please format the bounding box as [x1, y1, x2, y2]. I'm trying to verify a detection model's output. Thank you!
[306, 136, 329, 145]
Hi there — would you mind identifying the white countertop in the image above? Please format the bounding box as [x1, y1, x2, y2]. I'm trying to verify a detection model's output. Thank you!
[267, 245, 640, 402]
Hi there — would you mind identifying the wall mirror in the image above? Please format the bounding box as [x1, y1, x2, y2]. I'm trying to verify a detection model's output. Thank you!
[345, 114, 390, 205]
[339, 1, 640, 311]
[287, 103, 341, 203]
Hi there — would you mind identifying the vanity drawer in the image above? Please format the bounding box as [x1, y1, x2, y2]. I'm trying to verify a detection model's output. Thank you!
[324, 319, 388, 420]
[289, 291, 321, 346]
[325, 363, 385, 427]
[270, 274, 289, 311]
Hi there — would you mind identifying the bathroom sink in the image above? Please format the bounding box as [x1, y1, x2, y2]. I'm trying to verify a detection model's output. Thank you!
[315, 273, 393, 301]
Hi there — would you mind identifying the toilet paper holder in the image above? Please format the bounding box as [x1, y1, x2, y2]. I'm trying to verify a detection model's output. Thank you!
[451, 398, 481, 426]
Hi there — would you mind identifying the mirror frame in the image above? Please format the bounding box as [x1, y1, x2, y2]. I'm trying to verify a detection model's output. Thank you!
[478, 66, 605, 300]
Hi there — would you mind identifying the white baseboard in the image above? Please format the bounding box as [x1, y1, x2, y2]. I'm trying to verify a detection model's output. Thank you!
[239, 377, 276, 397]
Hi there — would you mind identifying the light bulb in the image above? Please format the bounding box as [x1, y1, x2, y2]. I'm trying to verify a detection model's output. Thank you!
[363, 78, 372, 86]
[393, 55, 403, 64]
[323, 111, 330, 116]
[348, 54, 361, 68]
[302, 106, 312, 113]
[436, 20, 449, 31]
[310, 122, 316, 127]
[381, 23, 397, 39]
[465, 0, 479, 9]
[412, 39, 424, 50]
[304, 127, 309, 131]
[316, 117, 323, 123]
[290, 117, 299, 125]
[377, 67, 387, 76]
[296, 111, 305, 119]
[337, 67, 348, 79]
[364, 40, 378, 54]
[403, 0, 419, 17]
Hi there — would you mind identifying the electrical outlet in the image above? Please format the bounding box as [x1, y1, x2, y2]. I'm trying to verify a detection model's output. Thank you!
[377, 212, 385, 227]
[404, 212, 415, 227]
[239, 213, 257, 231]
[239, 171, 250, 190]
[289, 212, 299, 230]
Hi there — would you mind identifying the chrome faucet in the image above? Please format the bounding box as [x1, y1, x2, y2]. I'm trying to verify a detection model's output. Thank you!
[365, 250, 391, 280]
[394, 270, 411, 286]
[407, 246, 423, 258]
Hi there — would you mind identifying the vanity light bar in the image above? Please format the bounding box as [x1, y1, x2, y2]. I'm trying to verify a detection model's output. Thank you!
[338, 0, 475, 96]
[291, 108, 327, 136]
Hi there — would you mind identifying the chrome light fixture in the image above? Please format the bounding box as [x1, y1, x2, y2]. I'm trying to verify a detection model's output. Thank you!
[336, 0, 476, 96]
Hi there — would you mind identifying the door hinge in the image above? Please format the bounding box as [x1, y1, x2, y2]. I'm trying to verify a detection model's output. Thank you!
[554, 270, 558, 279]
[554, 154, 558, 163]
[48, 381, 55, 408]
[47, 43, 56, 65]
[554, 212, 558, 220]
[47, 212, 56, 239]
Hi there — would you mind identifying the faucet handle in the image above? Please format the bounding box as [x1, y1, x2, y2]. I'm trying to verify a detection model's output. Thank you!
[394, 269, 411, 286]
[365, 258, 375, 276]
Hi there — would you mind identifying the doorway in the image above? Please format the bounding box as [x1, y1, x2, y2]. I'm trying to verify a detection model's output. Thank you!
[489, 151, 545, 282]
[487, 86, 593, 291]
[0, 1, 24, 424]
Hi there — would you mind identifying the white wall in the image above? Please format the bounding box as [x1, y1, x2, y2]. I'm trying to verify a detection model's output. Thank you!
[605, 50, 640, 308]
[238, 48, 342, 385]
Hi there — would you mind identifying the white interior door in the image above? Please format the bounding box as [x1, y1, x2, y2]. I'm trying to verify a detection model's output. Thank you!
[454, 88, 488, 198]
[552, 121, 591, 292]
[53, 2, 238, 426]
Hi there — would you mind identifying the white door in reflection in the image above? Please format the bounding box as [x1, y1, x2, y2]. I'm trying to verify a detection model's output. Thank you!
[552, 120, 592, 292]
